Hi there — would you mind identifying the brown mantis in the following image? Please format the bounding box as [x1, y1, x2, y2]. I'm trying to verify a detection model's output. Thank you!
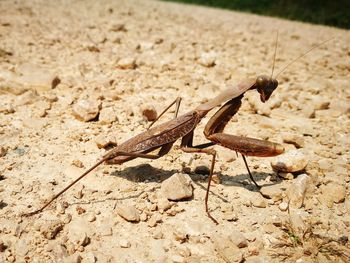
[24, 37, 331, 224]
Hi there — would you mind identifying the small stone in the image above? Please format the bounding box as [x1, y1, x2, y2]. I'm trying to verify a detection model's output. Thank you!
[0, 241, 7, 252]
[86, 212, 96, 222]
[72, 159, 84, 168]
[141, 104, 157, 121]
[279, 202, 288, 211]
[148, 214, 162, 227]
[0, 103, 15, 114]
[76, 206, 86, 215]
[72, 99, 101, 122]
[281, 133, 305, 148]
[117, 57, 136, 69]
[119, 239, 131, 248]
[212, 233, 243, 263]
[271, 150, 309, 173]
[160, 173, 193, 201]
[115, 204, 140, 222]
[223, 212, 238, 222]
[0, 147, 7, 157]
[250, 193, 267, 208]
[287, 174, 310, 208]
[99, 107, 118, 124]
[320, 182, 346, 205]
[198, 52, 216, 67]
[173, 229, 188, 243]
[157, 198, 173, 211]
[229, 231, 248, 248]
[153, 228, 164, 239]
[40, 220, 64, 240]
[260, 185, 283, 202]
[95, 134, 118, 149]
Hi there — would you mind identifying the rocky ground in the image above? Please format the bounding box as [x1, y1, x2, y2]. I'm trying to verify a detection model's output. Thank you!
[0, 0, 349, 262]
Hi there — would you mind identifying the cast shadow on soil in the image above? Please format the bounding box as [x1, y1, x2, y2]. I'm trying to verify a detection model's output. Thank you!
[67, 164, 279, 208]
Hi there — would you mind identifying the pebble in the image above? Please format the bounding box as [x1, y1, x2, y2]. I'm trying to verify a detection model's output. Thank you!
[119, 239, 131, 248]
[148, 214, 162, 227]
[72, 159, 84, 168]
[115, 204, 140, 222]
[40, 220, 64, 240]
[212, 233, 244, 263]
[287, 174, 310, 208]
[117, 57, 136, 69]
[250, 193, 267, 208]
[72, 99, 101, 122]
[198, 52, 216, 67]
[86, 212, 96, 222]
[67, 219, 91, 247]
[281, 133, 305, 148]
[260, 185, 284, 202]
[0, 146, 7, 157]
[248, 94, 271, 116]
[271, 149, 309, 173]
[15, 63, 60, 91]
[160, 173, 193, 201]
[140, 104, 157, 121]
[99, 107, 118, 124]
[278, 202, 289, 211]
[319, 182, 346, 207]
[229, 230, 248, 248]
[95, 134, 118, 149]
[157, 198, 173, 211]
[0, 103, 15, 114]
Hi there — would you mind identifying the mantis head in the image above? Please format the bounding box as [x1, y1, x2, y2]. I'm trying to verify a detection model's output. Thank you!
[255, 75, 278, 103]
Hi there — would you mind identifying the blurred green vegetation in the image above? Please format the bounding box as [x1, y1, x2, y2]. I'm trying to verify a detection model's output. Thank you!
[162, 0, 349, 29]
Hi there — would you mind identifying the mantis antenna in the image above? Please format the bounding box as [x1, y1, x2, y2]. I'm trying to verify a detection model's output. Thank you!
[271, 30, 279, 78]
[275, 38, 333, 78]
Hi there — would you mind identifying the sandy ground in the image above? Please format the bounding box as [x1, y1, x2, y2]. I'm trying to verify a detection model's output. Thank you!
[0, 0, 349, 262]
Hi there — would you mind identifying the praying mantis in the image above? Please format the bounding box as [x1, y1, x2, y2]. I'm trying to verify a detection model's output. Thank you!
[25, 36, 331, 224]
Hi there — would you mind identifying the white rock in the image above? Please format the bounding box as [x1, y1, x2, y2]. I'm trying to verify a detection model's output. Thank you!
[271, 150, 309, 173]
[115, 204, 140, 222]
[72, 99, 101, 122]
[99, 107, 118, 124]
[198, 52, 216, 67]
[278, 202, 289, 211]
[117, 57, 136, 69]
[287, 174, 310, 208]
[160, 173, 193, 201]
[119, 239, 131, 248]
